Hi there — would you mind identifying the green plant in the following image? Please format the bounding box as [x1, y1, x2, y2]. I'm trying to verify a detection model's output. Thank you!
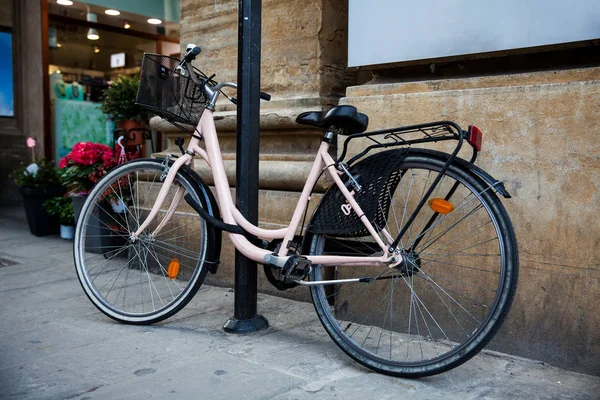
[100, 74, 149, 123]
[43, 197, 74, 226]
[9, 158, 63, 189]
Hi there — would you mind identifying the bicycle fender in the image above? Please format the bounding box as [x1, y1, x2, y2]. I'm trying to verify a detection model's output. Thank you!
[183, 164, 222, 274]
[406, 149, 512, 198]
[161, 158, 223, 274]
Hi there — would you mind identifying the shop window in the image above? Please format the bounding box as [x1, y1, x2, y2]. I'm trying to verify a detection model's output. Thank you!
[0, 28, 14, 117]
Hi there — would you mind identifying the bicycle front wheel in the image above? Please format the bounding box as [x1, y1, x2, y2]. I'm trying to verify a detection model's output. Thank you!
[74, 159, 213, 324]
[309, 150, 518, 377]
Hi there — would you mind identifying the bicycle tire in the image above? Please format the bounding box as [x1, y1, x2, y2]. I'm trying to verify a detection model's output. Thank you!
[74, 158, 215, 324]
[308, 150, 518, 377]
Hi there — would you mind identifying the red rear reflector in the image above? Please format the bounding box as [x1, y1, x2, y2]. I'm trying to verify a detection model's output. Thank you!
[467, 125, 483, 151]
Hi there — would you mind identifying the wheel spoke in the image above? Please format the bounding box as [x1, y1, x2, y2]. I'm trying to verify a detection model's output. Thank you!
[401, 186, 495, 252]
[139, 240, 183, 294]
[417, 208, 488, 255]
[417, 269, 482, 324]
[419, 256, 500, 274]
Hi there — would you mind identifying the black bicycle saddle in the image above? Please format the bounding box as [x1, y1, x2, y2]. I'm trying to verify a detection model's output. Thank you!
[296, 105, 369, 135]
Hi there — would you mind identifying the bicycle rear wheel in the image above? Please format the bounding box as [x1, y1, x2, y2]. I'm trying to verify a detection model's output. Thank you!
[74, 159, 214, 324]
[309, 150, 518, 377]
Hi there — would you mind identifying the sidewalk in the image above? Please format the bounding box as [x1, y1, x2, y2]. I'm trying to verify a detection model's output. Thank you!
[0, 207, 598, 400]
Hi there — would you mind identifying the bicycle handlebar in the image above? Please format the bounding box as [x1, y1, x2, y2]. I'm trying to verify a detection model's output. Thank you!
[180, 47, 271, 106]
[229, 92, 271, 105]
[183, 45, 201, 63]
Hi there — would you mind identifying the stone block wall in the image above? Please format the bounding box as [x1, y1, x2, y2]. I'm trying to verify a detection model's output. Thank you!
[181, 0, 352, 106]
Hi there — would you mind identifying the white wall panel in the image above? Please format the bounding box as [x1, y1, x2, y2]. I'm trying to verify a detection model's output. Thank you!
[348, 0, 600, 67]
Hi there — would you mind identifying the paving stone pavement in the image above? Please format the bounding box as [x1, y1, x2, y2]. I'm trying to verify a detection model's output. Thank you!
[0, 207, 598, 399]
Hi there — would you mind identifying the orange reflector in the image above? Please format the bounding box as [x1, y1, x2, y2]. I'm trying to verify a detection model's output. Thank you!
[168, 259, 180, 280]
[428, 198, 455, 214]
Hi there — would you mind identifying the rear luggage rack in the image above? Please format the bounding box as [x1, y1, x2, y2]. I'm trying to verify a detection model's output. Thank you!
[338, 121, 465, 165]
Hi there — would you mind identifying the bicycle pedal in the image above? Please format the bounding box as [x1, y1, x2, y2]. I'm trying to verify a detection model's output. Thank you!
[282, 255, 311, 282]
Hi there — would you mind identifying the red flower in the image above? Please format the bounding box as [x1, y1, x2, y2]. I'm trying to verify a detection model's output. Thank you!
[58, 142, 119, 195]
[62, 142, 116, 167]
[59, 153, 72, 168]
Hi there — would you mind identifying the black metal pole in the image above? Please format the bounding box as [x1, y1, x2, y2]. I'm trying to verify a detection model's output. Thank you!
[223, 0, 268, 333]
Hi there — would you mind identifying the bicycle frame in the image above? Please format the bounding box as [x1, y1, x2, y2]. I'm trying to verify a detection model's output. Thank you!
[132, 109, 399, 269]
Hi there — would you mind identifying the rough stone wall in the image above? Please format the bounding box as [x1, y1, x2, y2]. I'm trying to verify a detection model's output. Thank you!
[181, 0, 352, 107]
[341, 67, 600, 376]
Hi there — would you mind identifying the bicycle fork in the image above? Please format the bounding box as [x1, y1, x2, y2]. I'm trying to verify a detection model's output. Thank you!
[130, 154, 193, 241]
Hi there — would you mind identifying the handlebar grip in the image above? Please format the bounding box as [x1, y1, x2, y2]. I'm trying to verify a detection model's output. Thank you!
[184, 46, 201, 63]
[229, 94, 268, 106]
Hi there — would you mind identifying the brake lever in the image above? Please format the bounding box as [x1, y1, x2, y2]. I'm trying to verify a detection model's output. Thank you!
[175, 63, 187, 76]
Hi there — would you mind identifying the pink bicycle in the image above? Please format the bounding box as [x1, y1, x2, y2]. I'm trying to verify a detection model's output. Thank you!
[74, 45, 518, 377]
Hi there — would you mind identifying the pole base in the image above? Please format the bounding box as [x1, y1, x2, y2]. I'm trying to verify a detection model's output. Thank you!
[223, 314, 269, 334]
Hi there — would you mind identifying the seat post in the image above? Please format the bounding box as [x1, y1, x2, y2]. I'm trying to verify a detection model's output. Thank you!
[322, 129, 335, 143]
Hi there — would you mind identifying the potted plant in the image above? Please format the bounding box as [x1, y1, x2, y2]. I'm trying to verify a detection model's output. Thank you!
[43, 197, 75, 240]
[59, 141, 118, 220]
[59, 142, 127, 252]
[100, 74, 150, 146]
[8, 138, 64, 236]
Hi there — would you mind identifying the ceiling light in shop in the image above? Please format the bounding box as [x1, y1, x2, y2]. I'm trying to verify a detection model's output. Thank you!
[57, 0, 73, 5]
[87, 29, 100, 40]
[147, 18, 162, 25]
[88, 28, 100, 40]
[56, 43, 62, 48]
[124, 22, 131, 29]
[86, 12, 100, 40]
[105, 9, 120, 16]
[94, 46, 100, 53]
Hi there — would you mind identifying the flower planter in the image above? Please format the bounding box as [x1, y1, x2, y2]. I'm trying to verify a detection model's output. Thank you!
[71, 195, 88, 227]
[60, 225, 75, 240]
[20, 187, 64, 236]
